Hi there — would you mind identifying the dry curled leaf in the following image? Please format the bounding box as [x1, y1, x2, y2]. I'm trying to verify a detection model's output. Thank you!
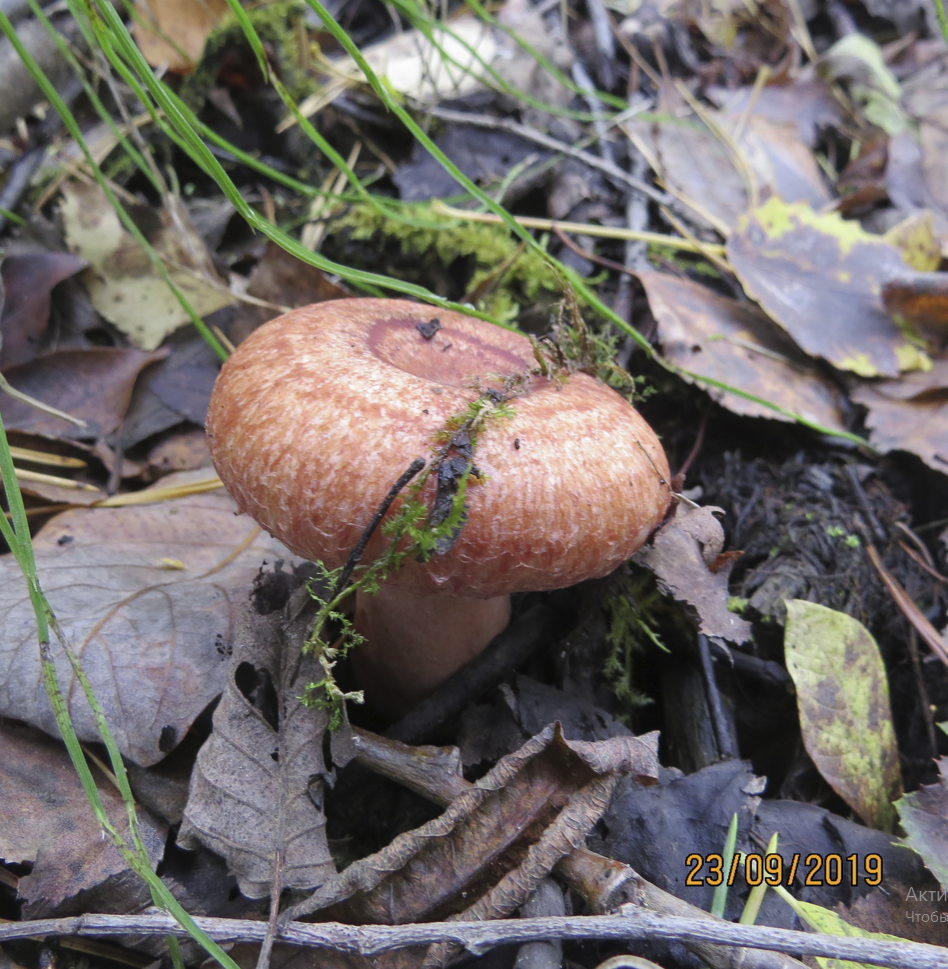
[635, 502, 752, 644]
[285, 723, 658, 965]
[0, 471, 299, 766]
[640, 269, 847, 431]
[178, 573, 335, 899]
[0, 721, 165, 918]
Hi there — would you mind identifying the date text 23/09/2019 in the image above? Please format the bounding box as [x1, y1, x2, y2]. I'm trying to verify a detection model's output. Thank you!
[685, 852, 883, 889]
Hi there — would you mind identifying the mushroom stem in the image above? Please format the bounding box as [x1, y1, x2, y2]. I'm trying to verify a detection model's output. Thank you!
[352, 585, 512, 717]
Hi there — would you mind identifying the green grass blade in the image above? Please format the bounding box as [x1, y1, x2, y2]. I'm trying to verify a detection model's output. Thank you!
[711, 812, 739, 918]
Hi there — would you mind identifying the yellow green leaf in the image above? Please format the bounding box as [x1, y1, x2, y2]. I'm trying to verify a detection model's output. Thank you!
[784, 600, 902, 831]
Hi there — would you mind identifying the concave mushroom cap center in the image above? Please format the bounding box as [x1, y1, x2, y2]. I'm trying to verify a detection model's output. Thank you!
[368, 315, 537, 388]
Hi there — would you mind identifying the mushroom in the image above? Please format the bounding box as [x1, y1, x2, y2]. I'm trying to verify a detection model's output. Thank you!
[206, 298, 670, 716]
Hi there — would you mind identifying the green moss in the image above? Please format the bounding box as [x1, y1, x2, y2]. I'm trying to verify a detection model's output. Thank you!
[331, 203, 563, 323]
[648, 243, 721, 277]
[180, 0, 313, 113]
[602, 571, 671, 722]
[728, 596, 750, 614]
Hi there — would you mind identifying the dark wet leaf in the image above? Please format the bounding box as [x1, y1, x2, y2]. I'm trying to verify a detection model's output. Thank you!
[784, 600, 902, 831]
[850, 381, 948, 473]
[0, 471, 299, 766]
[727, 197, 925, 377]
[640, 269, 847, 431]
[853, 357, 948, 401]
[393, 125, 549, 202]
[634, 502, 752, 645]
[896, 757, 948, 890]
[0, 252, 87, 369]
[0, 347, 166, 440]
[178, 575, 335, 899]
[601, 759, 765, 921]
[0, 721, 165, 918]
[602, 760, 925, 931]
[147, 335, 220, 426]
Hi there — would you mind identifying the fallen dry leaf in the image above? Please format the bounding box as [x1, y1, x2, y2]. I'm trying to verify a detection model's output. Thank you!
[839, 884, 948, 946]
[61, 180, 233, 350]
[850, 381, 948, 473]
[883, 272, 948, 350]
[896, 759, 948, 891]
[784, 600, 902, 831]
[0, 720, 165, 918]
[178, 573, 335, 899]
[287, 724, 658, 931]
[896, 52, 948, 233]
[132, 0, 230, 75]
[634, 502, 752, 644]
[711, 78, 843, 148]
[852, 357, 948, 401]
[229, 241, 350, 343]
[640, 269, 848, 431]
[1, 347, 166, 441]
[0, 470, 300, 766]
[884, 211, 942, 272]
[727, 197, 925, 377]
[0, 252, 87, 369]
[627, 92, 829, 232]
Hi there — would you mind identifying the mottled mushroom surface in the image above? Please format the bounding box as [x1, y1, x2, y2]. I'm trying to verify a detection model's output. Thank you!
[206, 298, 670, 598]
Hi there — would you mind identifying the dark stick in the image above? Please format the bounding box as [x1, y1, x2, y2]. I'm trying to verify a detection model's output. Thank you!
[329, 457, 425, 601]
[697, 633, 736, 760]
[675, 409, 709, 481]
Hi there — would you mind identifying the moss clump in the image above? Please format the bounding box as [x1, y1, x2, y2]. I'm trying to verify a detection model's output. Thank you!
[602, 570, 670, 721]
[331, 203, 563, 323]
[180, 0, 313, 113]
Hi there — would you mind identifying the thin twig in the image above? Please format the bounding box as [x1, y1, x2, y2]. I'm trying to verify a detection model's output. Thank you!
[898, 541, 948, 586]
[866, 543, 948, 668]
[676, 409, 709, 481]
[1, 910, 946, 968]
[432, 201, 727, 255]
[426, 105, 682, 211]
[14, 467, 98, 492]
[553, 227, 636, 276]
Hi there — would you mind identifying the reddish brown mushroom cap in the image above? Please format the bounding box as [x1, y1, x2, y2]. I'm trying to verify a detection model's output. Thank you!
[206, 298, 671, 597]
